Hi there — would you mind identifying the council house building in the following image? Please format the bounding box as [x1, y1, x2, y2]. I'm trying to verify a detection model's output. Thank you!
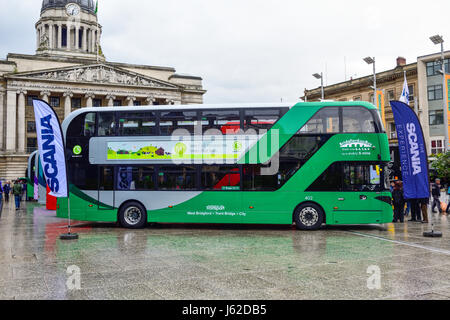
[0, 0, 206, 180]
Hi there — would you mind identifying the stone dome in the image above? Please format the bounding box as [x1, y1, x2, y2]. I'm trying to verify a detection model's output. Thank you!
[41, 0, 96, 14]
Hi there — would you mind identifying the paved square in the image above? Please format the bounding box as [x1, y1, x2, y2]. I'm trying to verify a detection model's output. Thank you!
[1, 200, 450, 300]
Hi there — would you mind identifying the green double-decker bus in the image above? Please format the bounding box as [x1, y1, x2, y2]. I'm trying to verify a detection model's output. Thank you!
[57, 101, 393, 230]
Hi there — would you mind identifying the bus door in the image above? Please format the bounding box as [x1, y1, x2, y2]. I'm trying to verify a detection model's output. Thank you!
[98, 166, 115, 210]
[333, 163, 383, 224]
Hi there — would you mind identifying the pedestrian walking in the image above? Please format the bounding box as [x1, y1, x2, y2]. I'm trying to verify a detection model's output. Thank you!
[431, 178, 443, 214]
[418, 197, 429, 224]
[12, 180, 23, 210]
[392, 181, 405, 223]
[3, 182, 10, 202]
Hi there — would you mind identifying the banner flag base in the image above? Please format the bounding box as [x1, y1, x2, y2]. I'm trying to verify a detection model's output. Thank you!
[60, 233, 79, 240]
[423, 231, 443, 238]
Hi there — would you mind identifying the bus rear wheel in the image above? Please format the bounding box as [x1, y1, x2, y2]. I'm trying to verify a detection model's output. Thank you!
[294, 203, 324, 231]
[118, 202, 147, 229]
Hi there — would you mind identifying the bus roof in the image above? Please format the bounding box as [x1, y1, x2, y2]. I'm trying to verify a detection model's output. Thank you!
[62, 101, 377, 132]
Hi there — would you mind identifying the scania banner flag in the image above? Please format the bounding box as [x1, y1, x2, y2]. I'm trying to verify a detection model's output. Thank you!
[32, 99, 68, 198]
[391, 100, 430, 200]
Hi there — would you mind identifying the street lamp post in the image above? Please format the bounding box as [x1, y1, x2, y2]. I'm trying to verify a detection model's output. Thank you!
[430, 35, 449, 152]
[313, 73, 324, 101]
[363, 57, 377, 106]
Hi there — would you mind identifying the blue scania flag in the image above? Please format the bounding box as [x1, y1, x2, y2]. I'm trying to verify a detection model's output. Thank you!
[391, 100, 430, 200]
[32, 99, 68, 198]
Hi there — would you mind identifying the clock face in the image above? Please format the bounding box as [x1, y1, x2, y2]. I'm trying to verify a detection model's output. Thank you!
[66, 3, 80, 16]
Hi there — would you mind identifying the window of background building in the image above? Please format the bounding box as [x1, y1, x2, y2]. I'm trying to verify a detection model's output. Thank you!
[50, 96, 60, 108]
[93, 99, 102, 107]
[353, 96, 362, 101]
[408, 85, 415, 102]
[113, 100, 122, 107]
[27, 138, 37, 153]
[27, 121, 36, 133]
[389, 123, 397, 139]
[387, 90, 395, 100]
[426, 59, 450, 76]
[26, 95, 38, 106]
[71, 97, 82, 109]
[431, 139, 445, 155]
[429, 110, 444, 125]
[133, 101, 141, 106]
[428, 85, 443, 101]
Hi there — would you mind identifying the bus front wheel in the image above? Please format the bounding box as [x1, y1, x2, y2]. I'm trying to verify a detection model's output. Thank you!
[294, 203, 324, 231]
[118, 201, 147, 229]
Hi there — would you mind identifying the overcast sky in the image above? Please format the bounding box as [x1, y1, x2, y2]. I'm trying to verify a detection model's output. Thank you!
[0, 0, 448, 103]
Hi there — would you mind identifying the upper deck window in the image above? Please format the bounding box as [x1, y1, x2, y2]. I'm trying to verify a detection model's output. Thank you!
[298, 107, 340, 134]
[342, 107, 376, 133]
[202, 110, 241, 135]
[118, 112, 156, 136]
[244, 109, 283, 132]
[67, 112, 96, 138]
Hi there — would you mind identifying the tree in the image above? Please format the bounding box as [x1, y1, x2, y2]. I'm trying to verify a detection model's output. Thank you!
[431, 151, 450, 183]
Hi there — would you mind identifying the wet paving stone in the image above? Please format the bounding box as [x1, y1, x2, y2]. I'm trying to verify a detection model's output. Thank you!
[2, 200, 450, 299]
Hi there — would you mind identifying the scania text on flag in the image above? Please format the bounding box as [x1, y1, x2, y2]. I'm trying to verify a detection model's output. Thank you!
[32, 99, 68, 198]
[391, 100, 430, 200]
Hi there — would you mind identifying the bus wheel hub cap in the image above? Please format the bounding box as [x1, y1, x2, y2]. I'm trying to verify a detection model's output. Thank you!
[124, 207, 142, 225]
[300, 207, 319, 226]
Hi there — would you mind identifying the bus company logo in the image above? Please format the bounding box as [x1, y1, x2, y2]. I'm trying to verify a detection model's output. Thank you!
[73, 145, 82, 155]
[339, 139, 373, 149]
[206, 205, 225, 211]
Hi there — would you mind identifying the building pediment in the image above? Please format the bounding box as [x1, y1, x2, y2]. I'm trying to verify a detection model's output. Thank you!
[6, 64, 180, 90]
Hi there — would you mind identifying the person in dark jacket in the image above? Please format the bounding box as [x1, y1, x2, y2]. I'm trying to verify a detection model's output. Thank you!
[392, 181, 405, 223]
[431, 179, 443, 213]
[3, 182, 10, 202]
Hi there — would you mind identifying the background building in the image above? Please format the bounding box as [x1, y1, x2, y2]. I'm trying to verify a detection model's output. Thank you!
[303, 57, 418, 150]
[0, 0, 206, 180]
[417, 51, 450, 156]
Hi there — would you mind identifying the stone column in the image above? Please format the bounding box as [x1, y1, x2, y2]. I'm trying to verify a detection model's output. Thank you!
[48, 23, 53, 49]
[82, 27, 87, 52]
[57, 24, 62, 49]
[66, 25, 71, 49]
[106, 94, 115, 107]
[40, 90, 50, 103]
[5, 90, 17, 151]
[0, 92, 4, 150]
[17, 90, 27, 153]
[36, 25, 40, 49]
[75, 27, 79, 50]
[85, 93, 95, 107]
[145, 96, 156, 105]
[91, 29, 96, 54]
[126, 96, 136, 106]
[63, 91, 73, 119]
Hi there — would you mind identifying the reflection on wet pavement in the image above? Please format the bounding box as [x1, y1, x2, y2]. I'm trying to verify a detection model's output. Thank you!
[1, 199, 450, 300]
